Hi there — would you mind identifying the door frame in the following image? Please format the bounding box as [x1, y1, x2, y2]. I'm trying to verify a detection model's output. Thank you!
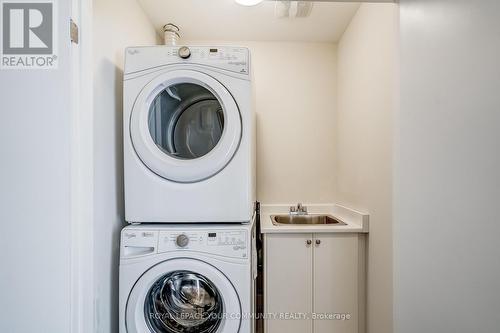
[70, 0, 94, 332]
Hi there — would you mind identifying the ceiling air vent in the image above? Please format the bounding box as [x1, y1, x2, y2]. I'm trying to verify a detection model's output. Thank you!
[274, 1, 313, 18]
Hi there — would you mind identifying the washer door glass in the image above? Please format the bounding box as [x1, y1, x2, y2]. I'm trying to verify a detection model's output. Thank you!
[144, 271, 223, 333]
[148, 83, 224, 160]
[130, 70, 242, 183]
[126, 258, 241, 333]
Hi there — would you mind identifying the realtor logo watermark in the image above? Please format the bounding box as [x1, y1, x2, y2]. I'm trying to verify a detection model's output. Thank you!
[1, 0, 57, 69]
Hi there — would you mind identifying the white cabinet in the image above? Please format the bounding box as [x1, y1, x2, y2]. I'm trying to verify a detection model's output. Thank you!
[264, 233, 366, 333]
[264, 233, 313, 333]
[313, 234, 363, 333]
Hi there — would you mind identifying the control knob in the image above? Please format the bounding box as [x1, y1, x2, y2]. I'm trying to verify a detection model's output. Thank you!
[176, 234, 189, 248]
[178, 46, 191, 59]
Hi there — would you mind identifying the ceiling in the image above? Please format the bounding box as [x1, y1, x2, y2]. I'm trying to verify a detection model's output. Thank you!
[137, 0, 361, 43]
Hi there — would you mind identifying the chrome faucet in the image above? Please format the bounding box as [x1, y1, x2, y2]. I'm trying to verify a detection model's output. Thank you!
[289, 203, 308, 215]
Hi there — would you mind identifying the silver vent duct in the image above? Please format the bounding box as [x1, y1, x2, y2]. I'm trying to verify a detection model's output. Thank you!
[163, 23, 180, 46]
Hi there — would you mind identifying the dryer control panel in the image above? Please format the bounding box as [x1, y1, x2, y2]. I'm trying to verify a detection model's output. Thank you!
[125, 46, 250, 75]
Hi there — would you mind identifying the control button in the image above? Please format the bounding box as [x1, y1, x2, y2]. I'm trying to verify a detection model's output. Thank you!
[178, 46, 191, 59]
[176, 234, 189, 248]
[124, 232, 137, 239]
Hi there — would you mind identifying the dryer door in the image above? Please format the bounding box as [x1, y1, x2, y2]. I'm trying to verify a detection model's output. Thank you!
[130, 69, 242, 183]
[126, 258, 241, 333]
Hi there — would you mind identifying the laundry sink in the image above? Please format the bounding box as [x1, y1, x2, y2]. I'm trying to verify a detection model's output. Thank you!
[271, 214, 347, 226]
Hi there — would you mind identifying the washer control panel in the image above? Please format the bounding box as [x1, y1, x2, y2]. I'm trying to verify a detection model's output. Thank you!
[125, 46, 250, 75]
[158, 229, 248, 259]
[121, 227, 250, 259]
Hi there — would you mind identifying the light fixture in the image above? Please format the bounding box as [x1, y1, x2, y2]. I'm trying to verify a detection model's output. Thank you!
[235, 0, 265, 6]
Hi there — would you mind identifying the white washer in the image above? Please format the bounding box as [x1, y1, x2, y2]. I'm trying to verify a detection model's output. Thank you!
[119, 221, 257, 333]
[123, 46, 255, 223]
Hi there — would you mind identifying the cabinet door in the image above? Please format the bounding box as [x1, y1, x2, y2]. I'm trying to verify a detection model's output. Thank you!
[313, 234, 360, 333]
[265, 233, 313, 333]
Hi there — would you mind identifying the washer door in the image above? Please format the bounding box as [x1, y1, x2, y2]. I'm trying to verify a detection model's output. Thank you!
[126, 258, 241, 333]
[130, 70, 242, 183]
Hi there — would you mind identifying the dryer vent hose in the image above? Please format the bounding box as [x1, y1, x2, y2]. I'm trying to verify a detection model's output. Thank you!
[163, 23, 180, 46]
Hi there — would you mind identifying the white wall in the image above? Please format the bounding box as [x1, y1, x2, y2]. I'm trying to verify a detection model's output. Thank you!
[186, 41, 338, 204]
[92, 0, 157, 331]
[336, 4, 397, 333]
[0, 1, 73, 332]
[396, 1, 500, 332]
[251, 42, 337, 204]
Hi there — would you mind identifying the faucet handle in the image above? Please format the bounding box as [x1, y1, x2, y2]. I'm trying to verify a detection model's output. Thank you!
[290, 203, 307, 214]
[296, 203, 307, 213]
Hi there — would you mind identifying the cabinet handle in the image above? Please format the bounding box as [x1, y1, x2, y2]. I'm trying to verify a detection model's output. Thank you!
[315, 239, 321, 245]
[306, 239, 312, 246]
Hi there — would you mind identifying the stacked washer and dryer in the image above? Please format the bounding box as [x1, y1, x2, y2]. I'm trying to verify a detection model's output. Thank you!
[119, 46, 256, 333]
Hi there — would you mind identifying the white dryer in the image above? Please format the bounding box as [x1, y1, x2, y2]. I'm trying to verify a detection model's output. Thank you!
[123, 46, 255, 223]
[119, 222, 256, 333]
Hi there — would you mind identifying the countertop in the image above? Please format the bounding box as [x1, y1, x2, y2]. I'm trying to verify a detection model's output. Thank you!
[260, 204, 369, 234]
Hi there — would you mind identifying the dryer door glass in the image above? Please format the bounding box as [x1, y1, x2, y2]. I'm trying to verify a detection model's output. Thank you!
[148, 83, 224, 160]
[144, 270, 223, 333]
[130, 69, 242, 183]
